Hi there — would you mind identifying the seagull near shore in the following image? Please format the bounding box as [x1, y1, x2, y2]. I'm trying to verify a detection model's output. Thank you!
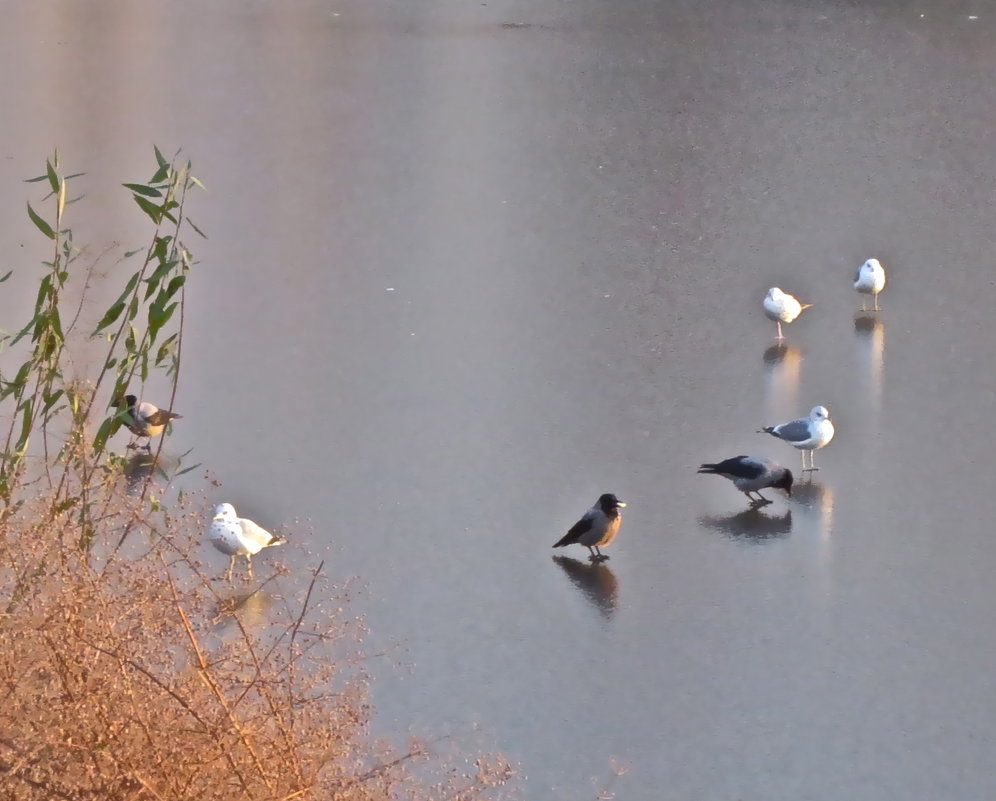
[207, 503, 286, 580]
[697, 456, 793, 507]
[763, 287, 813, 340]
[552, 493, 626, 562]
[758, 405, 835, 472]
[854, 258, 886, 311]
[112, 394, 182, 448]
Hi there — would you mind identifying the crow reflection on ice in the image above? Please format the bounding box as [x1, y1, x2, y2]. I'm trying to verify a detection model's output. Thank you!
[122, 451, 179, 495]
[123, 451, 156, 491]
[699, 508, 792, 541]
[552, 555, 619, 620]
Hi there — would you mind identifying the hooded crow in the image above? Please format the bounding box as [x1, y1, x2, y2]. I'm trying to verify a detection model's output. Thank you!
[112, 394, 182, 447]
[698, 455, 793, 506]
[553, 493, 626, 562]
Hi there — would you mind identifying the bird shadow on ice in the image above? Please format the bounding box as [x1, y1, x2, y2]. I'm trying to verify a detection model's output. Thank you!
[699, 507, 792, 541]
[552, 555, 618, 620]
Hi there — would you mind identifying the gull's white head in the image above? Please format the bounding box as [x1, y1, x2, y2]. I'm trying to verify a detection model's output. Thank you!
[212, 502, 238, 522]
[810, 406, 830, 421]
[767, 287, 783, 299]
[863, 258, 882, 271]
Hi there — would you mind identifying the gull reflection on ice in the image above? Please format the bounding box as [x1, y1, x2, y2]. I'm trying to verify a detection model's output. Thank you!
[791, 478, 836, 604]
[854, 313, 885, 413]
[762, 343, 802, 421]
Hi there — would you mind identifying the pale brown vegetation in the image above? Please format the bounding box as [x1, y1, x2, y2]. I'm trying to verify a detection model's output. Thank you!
[0, 494, 514, 800]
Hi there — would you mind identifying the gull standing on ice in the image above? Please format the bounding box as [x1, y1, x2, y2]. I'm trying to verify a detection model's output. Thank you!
[759, 405, 835, 472]
[763, 287, 813, 340]
[112, 394, 182, 448]
[854, 258, 886, 311]
[698, 456, 794, 507]
[207, 503, 285, 580]
[552, 493, 626, 562]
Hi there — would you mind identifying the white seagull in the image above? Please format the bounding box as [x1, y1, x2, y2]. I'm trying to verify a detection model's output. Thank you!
[552, 493, 626, 562]
[698, 456, 794, 506]
[763, 287, 813, 340]
[854, 258, 886, 311]
[207, 503, 285, 580]
[758, 405, 835, 472]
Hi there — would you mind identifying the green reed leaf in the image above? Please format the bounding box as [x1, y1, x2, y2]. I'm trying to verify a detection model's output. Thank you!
[46, 160, 59, 194]
[123, 183, 163, 198]
[27, 203, 55, 239]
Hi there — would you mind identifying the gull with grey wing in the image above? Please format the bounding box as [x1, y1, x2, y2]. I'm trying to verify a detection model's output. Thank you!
[759, 405, 835, 472]
[207, 503, 286, 580]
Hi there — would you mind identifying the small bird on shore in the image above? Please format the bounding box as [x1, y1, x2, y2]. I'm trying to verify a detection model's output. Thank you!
[207, 503, 286, 580]
[698, 455, 793, 507]
[759, 405, 835, 472]
[854, 258, 886, 311]
[553, 493, 626, 562]
[112, 394, 182, 447]
[763, 287, 813, 339]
